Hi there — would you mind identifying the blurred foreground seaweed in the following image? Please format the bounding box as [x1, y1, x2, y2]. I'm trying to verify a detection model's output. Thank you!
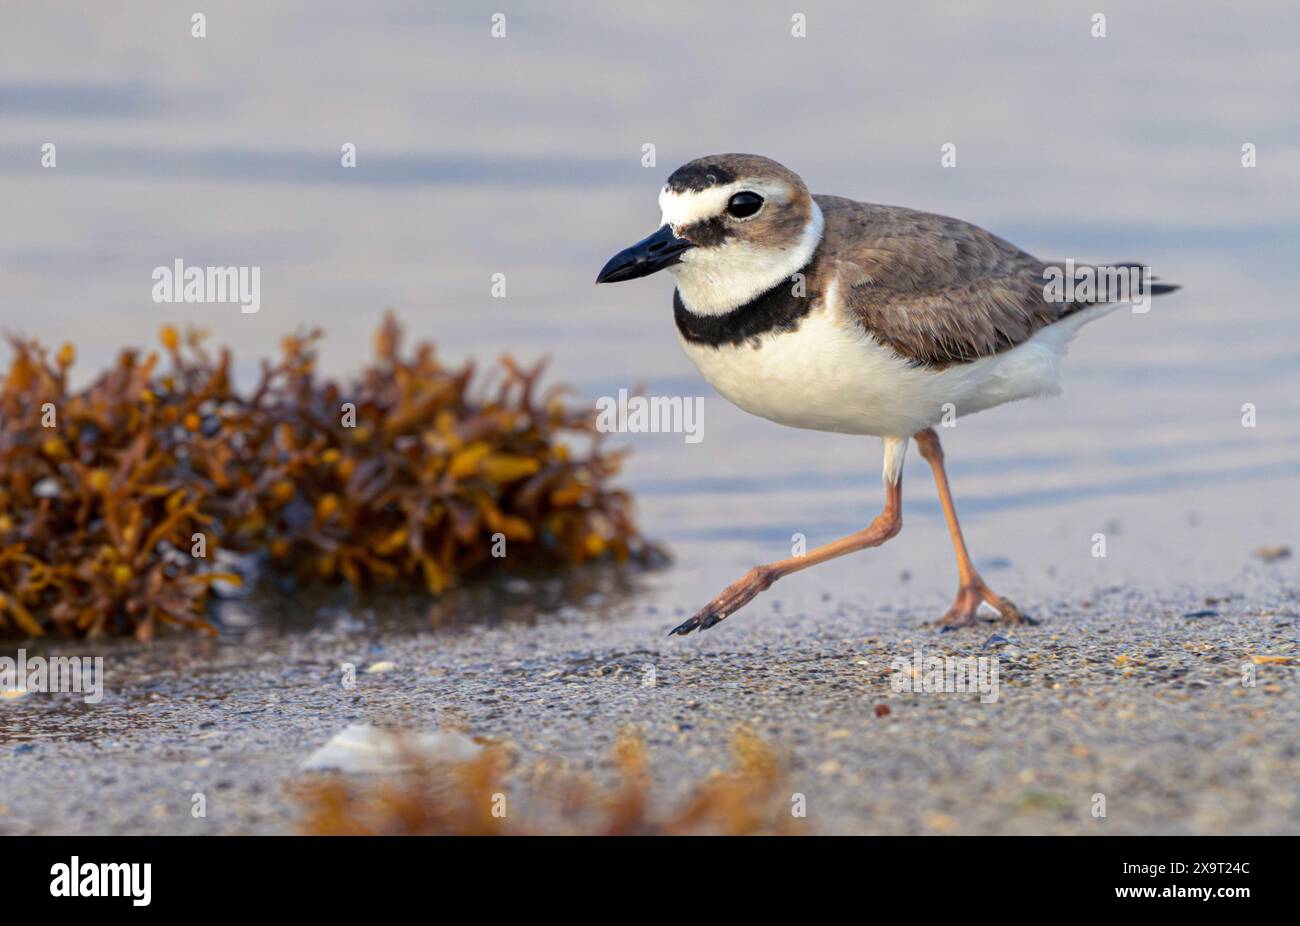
[0, 313, 653, 639]
[294, 726, 801, 836]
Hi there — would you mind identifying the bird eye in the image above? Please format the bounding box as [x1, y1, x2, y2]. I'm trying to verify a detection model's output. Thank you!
[726, 191, 764, 219]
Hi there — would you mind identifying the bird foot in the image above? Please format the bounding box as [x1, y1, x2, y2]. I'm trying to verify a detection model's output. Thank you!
[933, 580, 1037, 632]
[669, 565, 775, 636]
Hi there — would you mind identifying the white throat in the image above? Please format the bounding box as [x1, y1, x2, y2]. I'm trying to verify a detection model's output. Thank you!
[670, 201, 824, 316]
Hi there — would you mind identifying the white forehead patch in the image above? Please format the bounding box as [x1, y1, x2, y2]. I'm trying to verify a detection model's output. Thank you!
[658, 180, 793, 230]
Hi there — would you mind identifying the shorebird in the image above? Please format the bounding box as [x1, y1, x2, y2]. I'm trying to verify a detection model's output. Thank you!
[596, 154, 1176, 635]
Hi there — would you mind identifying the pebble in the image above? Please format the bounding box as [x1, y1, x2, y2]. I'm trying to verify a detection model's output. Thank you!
[1253, 545, 1291, 562]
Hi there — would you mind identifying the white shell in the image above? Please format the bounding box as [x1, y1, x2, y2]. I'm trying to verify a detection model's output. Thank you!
[299, 723, 482, 773]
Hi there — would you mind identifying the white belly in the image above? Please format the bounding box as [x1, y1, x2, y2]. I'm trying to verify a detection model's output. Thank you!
[678, 300, 1102, 437]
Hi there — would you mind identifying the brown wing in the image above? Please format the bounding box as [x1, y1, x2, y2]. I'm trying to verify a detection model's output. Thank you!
[815, 195, 1068, 369]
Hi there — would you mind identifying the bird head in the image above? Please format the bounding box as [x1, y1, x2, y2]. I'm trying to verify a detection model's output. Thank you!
[597, 154, 824, 314]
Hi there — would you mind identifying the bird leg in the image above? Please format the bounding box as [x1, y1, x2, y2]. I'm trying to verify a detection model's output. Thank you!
[669, 477, 903, 636]
[913, 428, 1034, 629]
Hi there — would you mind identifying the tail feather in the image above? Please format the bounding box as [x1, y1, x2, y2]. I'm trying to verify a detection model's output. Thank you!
[1043, 259, 1180, 302]
[1111, 260, 1180, 296]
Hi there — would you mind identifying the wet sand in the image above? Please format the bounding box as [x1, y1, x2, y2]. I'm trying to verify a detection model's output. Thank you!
[3, 544, 1296, 836]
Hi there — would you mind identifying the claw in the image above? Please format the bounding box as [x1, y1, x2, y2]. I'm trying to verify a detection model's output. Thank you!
[995, 600, 1039, 626]
[668, 564, 778, 638]
[934, 583, 1032, 630]
[668, 607, 723, 637]
[668, 615, 700, 636]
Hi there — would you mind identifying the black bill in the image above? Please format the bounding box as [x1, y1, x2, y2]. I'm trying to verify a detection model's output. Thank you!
[595, 224, 694, 284]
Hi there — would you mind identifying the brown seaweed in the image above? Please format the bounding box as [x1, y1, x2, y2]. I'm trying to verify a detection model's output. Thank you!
[292, 727, 802, 836]
[0, 314, 652, 639]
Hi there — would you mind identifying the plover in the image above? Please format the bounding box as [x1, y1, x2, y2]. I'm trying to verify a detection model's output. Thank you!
[596, 154, 1177, 634]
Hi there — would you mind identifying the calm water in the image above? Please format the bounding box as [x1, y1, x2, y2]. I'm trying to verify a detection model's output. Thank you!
[3, 1, 1297, 625]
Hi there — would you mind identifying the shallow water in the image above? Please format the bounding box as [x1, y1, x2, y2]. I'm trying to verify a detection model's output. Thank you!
[2, 1, 1297, 634]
